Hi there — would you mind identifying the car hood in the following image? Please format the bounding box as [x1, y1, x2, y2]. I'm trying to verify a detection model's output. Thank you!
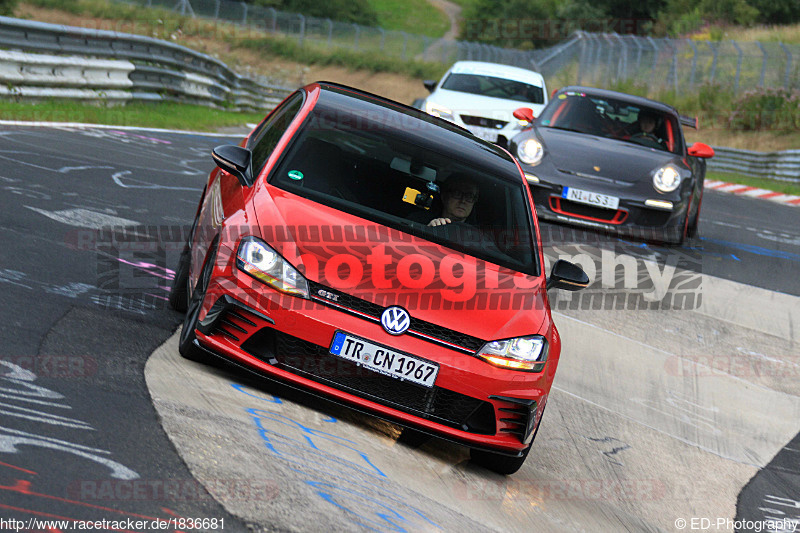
[534, 127, 682, 182]
[431, 89, 545, 119]
[253, 188, 547, 342]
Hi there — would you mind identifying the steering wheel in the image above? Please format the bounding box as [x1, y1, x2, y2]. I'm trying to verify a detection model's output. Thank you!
[630, 132, 664, 149]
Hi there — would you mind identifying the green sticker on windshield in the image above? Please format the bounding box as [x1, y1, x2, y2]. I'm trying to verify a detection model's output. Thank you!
[288, 170, 304, 181]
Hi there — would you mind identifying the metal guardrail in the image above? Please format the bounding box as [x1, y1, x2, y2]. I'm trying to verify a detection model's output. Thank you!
[708, 147, 800, 182]
[0, 15, 293, 111]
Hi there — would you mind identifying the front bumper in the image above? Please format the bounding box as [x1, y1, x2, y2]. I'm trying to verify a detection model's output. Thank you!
[526, 178, 689, 242]
[192, 244, 549, 454]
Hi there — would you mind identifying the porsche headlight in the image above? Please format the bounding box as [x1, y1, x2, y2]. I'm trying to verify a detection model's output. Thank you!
[477, 336, 547, 371]
[517, 138, 544, 166]
[236, 237, 308, 297]
[653, 165, 682, 193]
[425, 101, 454, 121]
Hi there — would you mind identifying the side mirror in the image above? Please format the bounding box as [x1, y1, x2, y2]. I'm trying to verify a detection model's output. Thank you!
[423, 79, 437, 93]
[687, 142, 714, 159]
[513, 107, 535, 123]
[212, 145, 254, 187]
[546, 259, 589, 291]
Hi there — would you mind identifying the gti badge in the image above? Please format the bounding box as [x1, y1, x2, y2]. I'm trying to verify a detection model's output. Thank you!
[317, 289, 339, 302]
[381, 306, 410, 335]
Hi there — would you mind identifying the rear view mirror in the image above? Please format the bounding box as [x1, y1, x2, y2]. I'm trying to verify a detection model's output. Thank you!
[687, 142, 714, 159]
[513, 107, 535, 123]
[546, 260, 589, 291]
[212, 145, 254, 187]
[423, 80, 437, 92]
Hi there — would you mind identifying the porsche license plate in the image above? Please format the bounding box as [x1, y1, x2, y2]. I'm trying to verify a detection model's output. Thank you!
[563, 187, 620, 209]
[329, 332, 439, 388]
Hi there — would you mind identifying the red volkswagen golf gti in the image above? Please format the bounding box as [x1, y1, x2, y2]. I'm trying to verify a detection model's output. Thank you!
[170, 82, 587, 474]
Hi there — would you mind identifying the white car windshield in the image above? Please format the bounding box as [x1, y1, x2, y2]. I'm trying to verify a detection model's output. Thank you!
[441, 73, 545, 104]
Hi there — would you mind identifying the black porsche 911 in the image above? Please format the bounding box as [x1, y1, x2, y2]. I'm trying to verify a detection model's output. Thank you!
[509, 86, 715, 245]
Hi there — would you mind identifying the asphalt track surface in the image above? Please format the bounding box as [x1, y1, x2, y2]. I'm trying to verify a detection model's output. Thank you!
[0, 124, 797, 532]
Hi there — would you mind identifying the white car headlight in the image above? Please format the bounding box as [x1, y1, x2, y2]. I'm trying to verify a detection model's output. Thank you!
[425, 101, 454, 121]
[517, 138, 544, 166]
[477, 336, 547, 371]
[653, 165, 682, 193]
[236, 237, 309, 298]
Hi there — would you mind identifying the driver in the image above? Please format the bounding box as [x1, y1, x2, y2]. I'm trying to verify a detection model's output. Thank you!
[410, 176, 479, 227]
[634, 109, 661, 141]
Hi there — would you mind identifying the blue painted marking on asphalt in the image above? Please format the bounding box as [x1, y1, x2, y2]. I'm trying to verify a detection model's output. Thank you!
[699, 237, 800, 262]
[731, 254, 741, 261]
[247, 408, 387, 477]
[238, 404, 440, 530]
[230, 383, 283, 404]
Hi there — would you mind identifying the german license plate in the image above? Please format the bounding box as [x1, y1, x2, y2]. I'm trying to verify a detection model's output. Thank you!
[466, 126, 499, 143]
[563, 187, 620, 209]
[329, 331, 439, 388]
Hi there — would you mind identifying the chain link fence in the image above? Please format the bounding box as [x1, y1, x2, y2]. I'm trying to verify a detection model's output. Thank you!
[123, 0, 799, 94]
[575, 32, 799, 94]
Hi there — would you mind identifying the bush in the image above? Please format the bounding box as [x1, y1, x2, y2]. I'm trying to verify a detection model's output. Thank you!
[728, 88, 800, 130]
[0, 0, 17, 16]
[254, 0, 379, 26]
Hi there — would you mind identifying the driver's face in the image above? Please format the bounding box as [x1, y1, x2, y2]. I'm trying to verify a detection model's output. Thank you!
[442, 187, 478, 222]
[640, 116, 656, 132]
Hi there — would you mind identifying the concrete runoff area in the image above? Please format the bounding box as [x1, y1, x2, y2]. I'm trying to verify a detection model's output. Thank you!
[145, 272, 799, 532]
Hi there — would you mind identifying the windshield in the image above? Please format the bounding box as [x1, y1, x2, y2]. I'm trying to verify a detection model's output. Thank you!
[269, 99, 539, 276]
[537, 93, 684, 154]
[441, 73, 545, 105]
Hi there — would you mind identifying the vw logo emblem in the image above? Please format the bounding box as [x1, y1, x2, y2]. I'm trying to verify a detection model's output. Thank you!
[381, 306, 410, 335]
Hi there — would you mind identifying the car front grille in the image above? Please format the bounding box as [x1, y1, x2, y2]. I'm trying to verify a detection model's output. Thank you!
[307, 280, 486, 353]
[241, 329, 496, 435]
[549, 197, 629, 224]
[459, 115, 508, 130]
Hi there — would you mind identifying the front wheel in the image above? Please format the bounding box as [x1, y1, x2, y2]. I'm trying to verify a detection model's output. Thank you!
[687, 192, 703, 238]
[470, 442, 532, 475]
[178, 244, 217, 364]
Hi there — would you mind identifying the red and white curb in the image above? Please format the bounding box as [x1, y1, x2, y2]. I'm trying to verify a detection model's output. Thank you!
[705, 180, 800, 207]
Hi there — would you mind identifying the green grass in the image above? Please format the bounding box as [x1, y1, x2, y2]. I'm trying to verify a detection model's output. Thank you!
[0, 100, 264, 130]
[706, 171, 800, 196]
[234, 36, 447, 80]
[367, 0, 450, 37]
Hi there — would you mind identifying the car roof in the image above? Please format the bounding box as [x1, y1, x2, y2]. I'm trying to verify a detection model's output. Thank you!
[310, 82, 521, 175]
[448, 61, 545, 86]
[556, 86, 678, 116]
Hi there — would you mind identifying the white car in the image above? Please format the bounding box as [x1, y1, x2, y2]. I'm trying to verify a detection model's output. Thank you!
[420, 61, 548, 148]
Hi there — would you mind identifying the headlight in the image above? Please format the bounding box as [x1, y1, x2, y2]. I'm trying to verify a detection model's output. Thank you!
[477, 336, 548, 371]
[653, 165, 682, 193]
[517, 138, 544, 166]
[236, 237, 309, 298]
[425, 101, 454, 121]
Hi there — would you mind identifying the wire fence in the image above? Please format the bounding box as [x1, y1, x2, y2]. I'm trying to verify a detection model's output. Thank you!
[575, 32, 800, 94]
[124, 0, 800, 94]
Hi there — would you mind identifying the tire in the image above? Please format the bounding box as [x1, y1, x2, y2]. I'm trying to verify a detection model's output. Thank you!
[178, 243, 217, 364]
[168, 209, 201, 312]
[470, 441, 532, 476]
[470, 409, 544, 475]
[168, 244, 190, 312]
[687, 192, 702, 238]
